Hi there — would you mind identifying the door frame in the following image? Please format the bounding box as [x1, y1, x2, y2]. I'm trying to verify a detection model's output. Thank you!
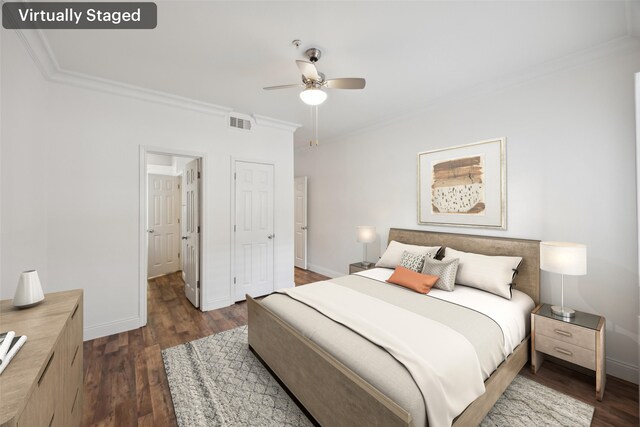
[230, 157, 277, 302]
[139, 146, 207, 327]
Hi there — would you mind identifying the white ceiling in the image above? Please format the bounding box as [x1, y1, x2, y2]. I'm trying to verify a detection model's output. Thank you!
[41, 1, 637, 147]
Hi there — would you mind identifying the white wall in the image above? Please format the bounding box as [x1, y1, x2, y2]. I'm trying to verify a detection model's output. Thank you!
[1, 31, 51, 305]
[1, 30, 295, 340]
[296, 49, 640, 383]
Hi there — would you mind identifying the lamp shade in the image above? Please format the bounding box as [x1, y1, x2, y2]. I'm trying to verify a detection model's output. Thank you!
[540, 242, 587, 276]
[357, 226, 376, 243]
[13, 270, 45, 308]
[299, 88, 327, 106]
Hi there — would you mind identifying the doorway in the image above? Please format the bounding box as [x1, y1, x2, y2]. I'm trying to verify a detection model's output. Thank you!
[294, 176, 308, 269]
[147, 173, 181, 278]
[140, 147, 206, 327]
[232, 160, 276, 301]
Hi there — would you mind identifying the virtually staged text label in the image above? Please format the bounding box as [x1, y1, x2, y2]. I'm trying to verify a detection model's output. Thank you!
[2, 2, 156, 29]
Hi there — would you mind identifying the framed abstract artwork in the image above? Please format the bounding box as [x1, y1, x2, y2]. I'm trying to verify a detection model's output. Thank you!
[417, 138, 506, 229]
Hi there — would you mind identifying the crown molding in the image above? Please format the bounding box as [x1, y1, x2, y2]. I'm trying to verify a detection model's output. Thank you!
[15, 29, 234, 117]
[253, 114, 301, 132]
[14, 28, 298, 131]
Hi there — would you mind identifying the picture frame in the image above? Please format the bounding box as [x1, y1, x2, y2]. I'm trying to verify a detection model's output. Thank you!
[417, 138, 506, 229]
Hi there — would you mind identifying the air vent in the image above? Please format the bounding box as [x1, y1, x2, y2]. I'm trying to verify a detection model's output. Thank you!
[229, 116, 252, 131]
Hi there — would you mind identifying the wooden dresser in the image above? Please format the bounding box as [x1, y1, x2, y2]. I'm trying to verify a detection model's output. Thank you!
[0, 290, 83, 427]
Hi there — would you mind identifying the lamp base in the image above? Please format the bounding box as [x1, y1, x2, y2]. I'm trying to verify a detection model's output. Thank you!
[361, 261, 372, 268]
[551, 305, 575, 319]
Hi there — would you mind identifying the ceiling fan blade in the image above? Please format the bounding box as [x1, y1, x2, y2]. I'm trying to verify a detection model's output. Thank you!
[296, 60, 320, 81]
[263, 84, 305, 90]
[324, 78, 366, 89]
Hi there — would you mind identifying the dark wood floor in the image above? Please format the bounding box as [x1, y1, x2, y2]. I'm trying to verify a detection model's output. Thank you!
[82, 268, 638, 426]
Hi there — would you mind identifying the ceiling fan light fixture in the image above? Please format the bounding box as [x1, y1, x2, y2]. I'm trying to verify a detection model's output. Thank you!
[299, 87, 327, 106]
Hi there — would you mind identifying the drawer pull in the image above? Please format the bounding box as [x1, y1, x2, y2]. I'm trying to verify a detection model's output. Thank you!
[554, 347, 573, 356]
[71, 387, 79, 414]
[38, 352, 55, 385]
[554, 329, 572, 337]
[48, 412, 55, 427]
[72, 303, 79, 319]
[71, 344, 80, 367]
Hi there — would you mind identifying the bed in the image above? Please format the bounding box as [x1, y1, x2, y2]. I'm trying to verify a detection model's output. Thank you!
[247, 228, 540, 427]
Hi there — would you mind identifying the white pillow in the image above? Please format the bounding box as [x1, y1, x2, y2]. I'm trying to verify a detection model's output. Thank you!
[376, 241, 441, 269]
[443, 247, 522, 299]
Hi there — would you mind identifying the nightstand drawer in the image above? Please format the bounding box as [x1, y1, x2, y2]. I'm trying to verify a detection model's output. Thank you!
[535, 315, 595, 350]
[535, 334, 595, 370]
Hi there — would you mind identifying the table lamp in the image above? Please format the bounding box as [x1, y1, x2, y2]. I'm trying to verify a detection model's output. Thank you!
[357, 226, 376, 268]
[540, 241, 587, 318]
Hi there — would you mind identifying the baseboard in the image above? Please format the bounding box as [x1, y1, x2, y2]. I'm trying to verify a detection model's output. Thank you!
[203, 296, 231, 312]
[306, 263, 344, 279]
[83, 315, 141, 341]
[606, 357, 639, 384]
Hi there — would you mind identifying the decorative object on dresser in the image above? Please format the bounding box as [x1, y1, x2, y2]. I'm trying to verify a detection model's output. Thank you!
[417, 138, 506, 229]
[356, 225, 376, 267]
[12, 270, 45, 308]
[531, 303, 605, 401]
[0, 290, 84, 427]
[0, 332, 27, 375]
[0, 332, 15, 362]
[349, 262, 376, 274]
[540, 241, 587, 318]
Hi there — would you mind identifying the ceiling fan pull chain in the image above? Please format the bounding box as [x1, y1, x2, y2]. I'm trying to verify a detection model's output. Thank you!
[309, 105, 313, 146]
[315, 105, 319, 146]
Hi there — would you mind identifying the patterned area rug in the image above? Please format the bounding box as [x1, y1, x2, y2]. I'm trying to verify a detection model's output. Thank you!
[162, 326, 594, 427]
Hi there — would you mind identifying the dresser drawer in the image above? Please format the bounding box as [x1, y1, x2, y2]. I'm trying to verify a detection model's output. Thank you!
[17, 348, 60, 427]
[535, 334, 595, 370]
[63, 300, 83, 427]
[68, 301, 83, 350]
[63, 336, 83, 421]
[535, 315, 595, 350]
[67, 385, 83, 427]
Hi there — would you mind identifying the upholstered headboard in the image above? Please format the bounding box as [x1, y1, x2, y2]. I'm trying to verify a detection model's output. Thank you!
[387, 228, 540, 304]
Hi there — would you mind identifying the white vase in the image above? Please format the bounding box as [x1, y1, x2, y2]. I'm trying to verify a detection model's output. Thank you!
[13, 270, 45, 308]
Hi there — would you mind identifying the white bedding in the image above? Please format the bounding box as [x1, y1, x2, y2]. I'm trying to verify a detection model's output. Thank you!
[356, 267, 535, 356]
[277, 281, 485, 427]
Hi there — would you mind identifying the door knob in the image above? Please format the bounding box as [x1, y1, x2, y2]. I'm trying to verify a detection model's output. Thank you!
[182, 236, 188, 240]
[267, 234, 275, 239]
[301, 226, 308, 230]
[147, 229, 155, 233]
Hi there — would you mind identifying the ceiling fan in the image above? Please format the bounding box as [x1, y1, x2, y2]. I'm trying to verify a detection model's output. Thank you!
[263, 48, 366, 106]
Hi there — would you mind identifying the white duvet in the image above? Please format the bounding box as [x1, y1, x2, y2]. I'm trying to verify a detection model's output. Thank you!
[356, 267, 535, 356]
[278, 281, 486, 427]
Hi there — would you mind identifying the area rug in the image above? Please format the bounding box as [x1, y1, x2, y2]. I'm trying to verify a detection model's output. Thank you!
[162, 326, 594, 427]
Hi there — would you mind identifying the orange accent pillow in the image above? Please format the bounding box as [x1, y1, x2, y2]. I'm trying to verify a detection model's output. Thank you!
[386, 266, 439, 294]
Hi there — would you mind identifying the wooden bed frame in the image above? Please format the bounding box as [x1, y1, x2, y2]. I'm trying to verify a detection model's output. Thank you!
[248, 228, 540, 426]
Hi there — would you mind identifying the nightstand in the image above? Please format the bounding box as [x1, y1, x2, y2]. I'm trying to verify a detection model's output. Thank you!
[349, 262, 376, 274]
[531, 303, 606, 400]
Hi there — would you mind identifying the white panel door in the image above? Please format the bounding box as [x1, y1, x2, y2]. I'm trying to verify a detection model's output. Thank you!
[294, 176, 308, 269]
[183, 159, 200, 308]
[234, 161, 274, 301]
[147, 175, 181, 278]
